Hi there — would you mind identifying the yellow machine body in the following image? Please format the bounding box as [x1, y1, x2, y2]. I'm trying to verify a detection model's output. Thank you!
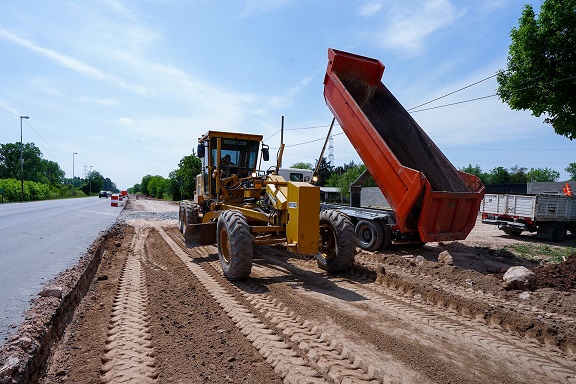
[286, 181, 320, 255]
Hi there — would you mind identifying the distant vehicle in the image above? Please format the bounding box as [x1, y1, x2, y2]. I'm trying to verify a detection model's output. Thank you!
[277, 168, 314, 183]
[98, 191, 111, 198]
[481, 193, 576, 241]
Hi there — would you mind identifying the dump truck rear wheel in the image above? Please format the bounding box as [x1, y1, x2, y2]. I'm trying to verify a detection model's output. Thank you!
[378, 223, 392, 250]
[503, 228, 522, 236]
[355, 220, 383, 251]
[316, 210, 357, 273]
[185, 203, 199, 226]
[217, 210, 253, 281]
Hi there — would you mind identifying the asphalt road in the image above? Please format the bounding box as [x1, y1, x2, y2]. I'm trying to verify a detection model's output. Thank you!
[0, 197, 122, 345]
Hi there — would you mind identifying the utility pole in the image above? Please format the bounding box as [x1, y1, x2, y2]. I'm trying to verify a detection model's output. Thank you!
[89, 165, 93, 195]
[72, 152, 78, 187]
[19, 116, 29, 202]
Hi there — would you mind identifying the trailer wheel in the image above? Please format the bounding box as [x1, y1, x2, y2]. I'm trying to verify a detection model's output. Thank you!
[503, 228, 522, 236]
[355, 220, 383, 251]
[217, 210, 253, 281]
[178, 203, 186, 233]
[552, 222, 567, 242]
[185, 202, 199, 225]
[316, 210, 357, 273]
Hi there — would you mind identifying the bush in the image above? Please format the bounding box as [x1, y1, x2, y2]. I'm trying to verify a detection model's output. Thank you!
[0, 178, 86, 203]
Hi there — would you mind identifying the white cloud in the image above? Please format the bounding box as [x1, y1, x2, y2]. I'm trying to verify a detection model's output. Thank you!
[374, 0, 458, 56]
[357, 2, 382, 17]
[118, 117, 133, 124]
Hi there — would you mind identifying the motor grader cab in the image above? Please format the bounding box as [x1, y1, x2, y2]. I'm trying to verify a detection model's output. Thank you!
[178, 130, 357, 281]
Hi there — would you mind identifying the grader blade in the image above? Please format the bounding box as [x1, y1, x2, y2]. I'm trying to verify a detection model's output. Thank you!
[184, 222, 217, 247]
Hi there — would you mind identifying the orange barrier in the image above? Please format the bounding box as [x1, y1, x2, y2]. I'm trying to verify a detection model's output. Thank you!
[111, 194, 119, 207]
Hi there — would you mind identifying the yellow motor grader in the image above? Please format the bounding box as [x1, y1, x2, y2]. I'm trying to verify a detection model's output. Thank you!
[178, 130, 357, 281]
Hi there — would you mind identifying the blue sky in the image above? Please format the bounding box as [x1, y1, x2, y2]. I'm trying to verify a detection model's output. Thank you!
[1, 0, 572, 189]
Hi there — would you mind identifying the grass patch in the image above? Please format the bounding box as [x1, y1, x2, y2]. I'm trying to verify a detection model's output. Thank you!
[502, 243, 576, 263]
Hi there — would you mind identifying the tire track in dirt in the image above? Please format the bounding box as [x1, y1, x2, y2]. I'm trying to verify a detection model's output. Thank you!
[257, 247, 576, 384]
[100, 225, 158, 384]
[155, 226, 328, 384]
[208, 262, 383, 383]
[357, 252, 576, 327]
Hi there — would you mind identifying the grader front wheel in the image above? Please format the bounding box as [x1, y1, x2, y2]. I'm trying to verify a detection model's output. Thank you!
[316, 209, 357, 273]
[216, 210, 253, 281]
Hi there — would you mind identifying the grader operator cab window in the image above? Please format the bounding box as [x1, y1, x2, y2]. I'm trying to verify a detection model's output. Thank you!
[210, 138, 260, 178]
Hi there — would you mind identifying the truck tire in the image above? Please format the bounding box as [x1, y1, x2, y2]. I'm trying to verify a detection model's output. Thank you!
[185, 203, 199, 226]
[503, 228, 522, 236]
[378, 223, 392, 250]
[316, 210, 357, 273]
[178, 203, 186, 233]
[217, 210, 253, 281]
[355, 220, 383, 251]
[552, 222, 567, 242]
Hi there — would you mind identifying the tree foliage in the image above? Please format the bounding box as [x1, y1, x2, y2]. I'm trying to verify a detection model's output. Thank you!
[290, 162, 313, 170]
[497, 0, 576, 139]
[526, 167, 560, 182]
[314, 157, 333, 187]
[566, 163, 576, 180]
[0, 142, 65, 184]
[460, 164, 561, 183]
[170, 154, 202, 200]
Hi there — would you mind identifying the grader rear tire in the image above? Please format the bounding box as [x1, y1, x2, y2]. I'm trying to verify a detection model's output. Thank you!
[185, 203, 199, 225]
[316, 209, 357, 273]
[178, 204, 186, 233]
[217, 210, 253, 281]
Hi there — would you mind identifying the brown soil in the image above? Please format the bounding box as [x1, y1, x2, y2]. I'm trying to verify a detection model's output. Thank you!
[2, 198, 576, 383]
[534, 255, 576, 291]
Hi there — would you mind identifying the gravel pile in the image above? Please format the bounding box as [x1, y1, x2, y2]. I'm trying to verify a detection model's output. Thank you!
[119, 210, 179, 222]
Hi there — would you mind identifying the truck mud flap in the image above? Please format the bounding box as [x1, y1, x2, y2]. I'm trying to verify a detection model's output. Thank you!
[184, 222, 217, 247]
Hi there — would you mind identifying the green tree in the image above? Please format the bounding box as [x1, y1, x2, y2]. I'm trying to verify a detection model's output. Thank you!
[460, 163, 489, 184]
[290, 162, 313, 170]
[487, 167, 512, 184]
[497, 0, 576, 139]
[509, 165, 528, 183]
[526, 167, 560, 182]
[314, 157, 333, 187]
[40, 160, 65, 185]
[171, 154, 202, 200]
[140, 174, 153, 196]
[81, 171, 104, 195]
[326, 163, 369, 197]
[566, 163, 576, 180]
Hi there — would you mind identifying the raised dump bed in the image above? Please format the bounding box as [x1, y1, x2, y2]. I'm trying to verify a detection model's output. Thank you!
[323, 49, 484, 242]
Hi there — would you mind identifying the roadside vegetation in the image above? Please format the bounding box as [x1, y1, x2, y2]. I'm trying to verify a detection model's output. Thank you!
[0, 142, 119, 203]
[503, 243, 576, 264]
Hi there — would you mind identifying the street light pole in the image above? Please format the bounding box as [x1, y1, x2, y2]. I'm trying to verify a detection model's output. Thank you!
[19, 116, 30, 203]
[89, 165, 93, 195]
[72, 152, 78, 187]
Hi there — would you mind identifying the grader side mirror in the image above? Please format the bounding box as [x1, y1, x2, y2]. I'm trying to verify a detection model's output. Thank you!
[197, 143, 205, 158]
[261, 144, 269, 162]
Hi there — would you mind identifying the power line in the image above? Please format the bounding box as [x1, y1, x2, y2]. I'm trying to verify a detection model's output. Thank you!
[23, 120, 71, 154]
[407, 74, 497, 111]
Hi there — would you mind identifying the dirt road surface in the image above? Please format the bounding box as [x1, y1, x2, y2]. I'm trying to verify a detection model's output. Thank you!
[10, 198, 576, 383]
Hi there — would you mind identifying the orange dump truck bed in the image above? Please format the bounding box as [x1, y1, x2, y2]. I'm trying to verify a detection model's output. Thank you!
[323, 49, 484, 242]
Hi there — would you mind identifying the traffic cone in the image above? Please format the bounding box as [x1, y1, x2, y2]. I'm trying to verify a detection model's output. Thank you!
[564, 182, 572, 196]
